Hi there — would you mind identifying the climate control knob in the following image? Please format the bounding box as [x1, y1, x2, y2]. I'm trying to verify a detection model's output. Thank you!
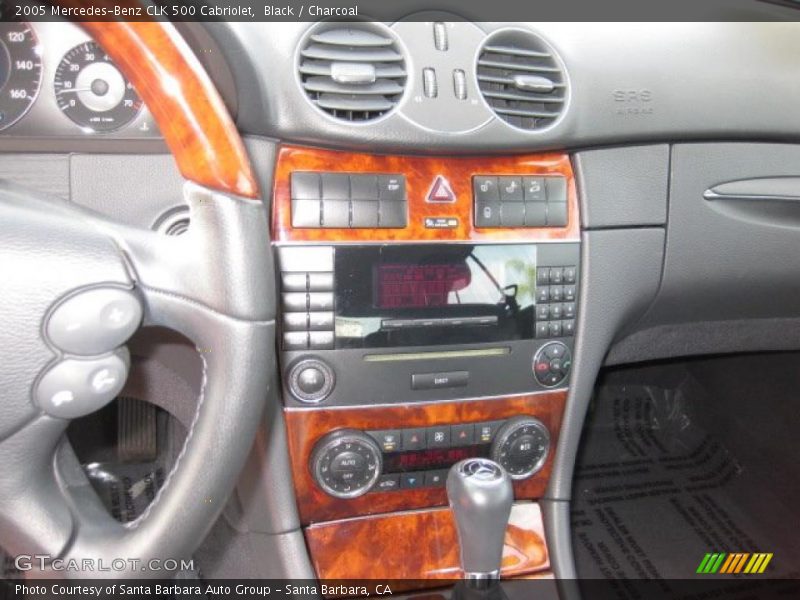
[310, 429, 382, 499]
[490, 416, 550, 480]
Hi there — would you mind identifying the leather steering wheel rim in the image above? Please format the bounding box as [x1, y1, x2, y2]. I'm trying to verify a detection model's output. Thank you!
[0, 19, 274, 577]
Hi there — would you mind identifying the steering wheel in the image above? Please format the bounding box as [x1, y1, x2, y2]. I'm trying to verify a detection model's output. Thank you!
[0, 21, 273, 576]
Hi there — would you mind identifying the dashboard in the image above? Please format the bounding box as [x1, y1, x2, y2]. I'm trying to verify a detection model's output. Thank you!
[4, 13, 800, 587]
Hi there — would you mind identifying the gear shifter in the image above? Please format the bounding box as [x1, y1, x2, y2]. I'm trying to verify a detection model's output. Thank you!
[446, 458, 514, 586]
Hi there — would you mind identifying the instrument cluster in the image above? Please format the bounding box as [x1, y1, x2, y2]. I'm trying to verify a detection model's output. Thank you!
[0, 20, 158, 138]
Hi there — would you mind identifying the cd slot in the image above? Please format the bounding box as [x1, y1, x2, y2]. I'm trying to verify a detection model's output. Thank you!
[381, 316, 499, 330]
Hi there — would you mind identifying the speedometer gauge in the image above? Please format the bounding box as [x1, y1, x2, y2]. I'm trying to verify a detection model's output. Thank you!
[54, 41, 143, 133]
[0, 22, 42, 132]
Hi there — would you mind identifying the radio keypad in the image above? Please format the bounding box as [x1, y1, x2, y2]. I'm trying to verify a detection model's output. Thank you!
[536, 265, 577, 339]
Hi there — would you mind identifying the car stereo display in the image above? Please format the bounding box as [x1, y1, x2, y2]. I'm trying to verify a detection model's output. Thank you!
[334, 244, 537, 348]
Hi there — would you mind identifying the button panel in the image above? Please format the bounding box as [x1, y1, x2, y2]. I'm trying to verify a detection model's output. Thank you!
[280, 269, 335, 351]
[473, 175, 568, 228]
[535, 265, 577, 339]
[290, 172, 408, 229]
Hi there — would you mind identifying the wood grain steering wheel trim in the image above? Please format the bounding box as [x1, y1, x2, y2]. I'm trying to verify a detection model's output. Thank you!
[79, 20, 259, 199]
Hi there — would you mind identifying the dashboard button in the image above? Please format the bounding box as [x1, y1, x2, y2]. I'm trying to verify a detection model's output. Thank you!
[499, 176, 524, 202]
[548, 321, 562, 337]
[350, 174, 378, 201]
[282, 332, 309, 351]
[475, 198, 500, 227]
[563, 320, 576, 336]
[321, 173, 350, 200]
[426, 426, 451, 448]
[523, 177, 546, 202]
[282, 292, 308, 312]
[402, 428, 426, 450]
[411, 371, 468, 390]
[549, 285, 563, 302]
[291, 199, 321, 228]
[282, 312, 308, 331]
[535, 286, 550, 303]
[287, 359, 335, 403]
[309, 331, 335, 349]
[549, 268, 564, 284]
[378, 175, 406, 202]
[351, 200, 379, 228]
[546, 176, 568, 203]
[476, 421, 504, 444]
[322, 199, 350, 228]
[296, 366, 327, 396]
[524, 202, 547, 227]
[536, 268, 550, 285]
[308, 311, 334, 331]
[451, 423, 475, 446]
[548, 203, 567, 227]
[564, 285, 576, 302]
[378, 200, 408, 227]
[536, 322, 551, 338]
[549, 304, 563, 319]
[536, 304, 550, 321]
[501, 202, 525, 227]
[563, 303, 576, 319]
[281, 272, 308, 292]
[425, 470, 448, 487]
[368, 430, 401, 453]
[401, 472, 424, 489]
[308, 292, 334, 311]
[308, 272, 334, 291]
[290, 172, 320, 200]
[376, 474, 400, 492]
[563, 266, 577, 284]
[473, 176, 500, 203]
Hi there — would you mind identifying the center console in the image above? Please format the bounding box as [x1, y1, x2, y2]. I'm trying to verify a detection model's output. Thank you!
[271, 145, 580, 583]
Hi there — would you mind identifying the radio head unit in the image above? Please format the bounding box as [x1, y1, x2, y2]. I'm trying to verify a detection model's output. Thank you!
[277, 242, 579, 407]
[334, 244, 538, 348]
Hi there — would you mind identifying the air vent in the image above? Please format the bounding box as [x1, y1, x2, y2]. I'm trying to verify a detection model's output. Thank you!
[477, 30, 567, 131]
[298, 24, 407, 122]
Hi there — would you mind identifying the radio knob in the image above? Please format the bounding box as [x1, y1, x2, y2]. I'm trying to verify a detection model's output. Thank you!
[310, 429, 383, 499]
[490, 416, 550, 480]
[287, 358, 335, 404]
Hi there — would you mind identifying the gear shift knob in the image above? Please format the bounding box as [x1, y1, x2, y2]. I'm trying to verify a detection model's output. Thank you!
[447, 458, 514, 584]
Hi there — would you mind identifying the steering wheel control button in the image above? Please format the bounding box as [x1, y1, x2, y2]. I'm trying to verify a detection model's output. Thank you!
[491, 416, 550, 480]
[310, 430, 382, 499]
[47, 287, 143, 356]
[287, 358, 335, 404]
[36, 349, 130, 419]
[533, 341, 572, 387]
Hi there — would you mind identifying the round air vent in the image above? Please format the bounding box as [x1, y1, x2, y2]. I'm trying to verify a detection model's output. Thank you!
[477, 30, 567, 131]
[298, 23, 407, 122]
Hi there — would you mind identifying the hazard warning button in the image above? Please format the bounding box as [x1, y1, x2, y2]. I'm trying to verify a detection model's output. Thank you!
[427, 176, 456, 203]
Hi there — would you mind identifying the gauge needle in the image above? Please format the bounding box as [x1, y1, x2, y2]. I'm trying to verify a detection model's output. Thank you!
[56, 88, 91, 94]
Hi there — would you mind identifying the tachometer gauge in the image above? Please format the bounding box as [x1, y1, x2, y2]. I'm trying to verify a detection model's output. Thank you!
[54, 41, 143, 133]
[0, 22, 42, 131]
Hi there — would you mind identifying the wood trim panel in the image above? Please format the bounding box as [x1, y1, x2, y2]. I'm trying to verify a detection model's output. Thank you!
[305, 502, 549, 584]
[78, 19, 258, 199]
[272, 146, 578, 242]
[285, 391, 566, 524]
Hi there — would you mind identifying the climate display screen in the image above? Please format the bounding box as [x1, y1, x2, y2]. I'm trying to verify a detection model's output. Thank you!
[383, 445, 486, 472]
[375, 263, 471, 308]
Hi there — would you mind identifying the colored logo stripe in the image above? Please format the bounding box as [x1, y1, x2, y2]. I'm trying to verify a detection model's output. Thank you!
[697, 552, 773, 574]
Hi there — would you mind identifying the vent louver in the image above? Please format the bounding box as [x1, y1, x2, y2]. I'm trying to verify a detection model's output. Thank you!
[477, 30, 567, 131]
[299, 24, 407, 122]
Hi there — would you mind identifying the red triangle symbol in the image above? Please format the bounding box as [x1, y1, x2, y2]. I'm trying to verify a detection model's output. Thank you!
[427, 176, 456, 203]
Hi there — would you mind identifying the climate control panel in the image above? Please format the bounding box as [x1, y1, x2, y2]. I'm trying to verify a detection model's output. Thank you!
[309, 416, 550, 499]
